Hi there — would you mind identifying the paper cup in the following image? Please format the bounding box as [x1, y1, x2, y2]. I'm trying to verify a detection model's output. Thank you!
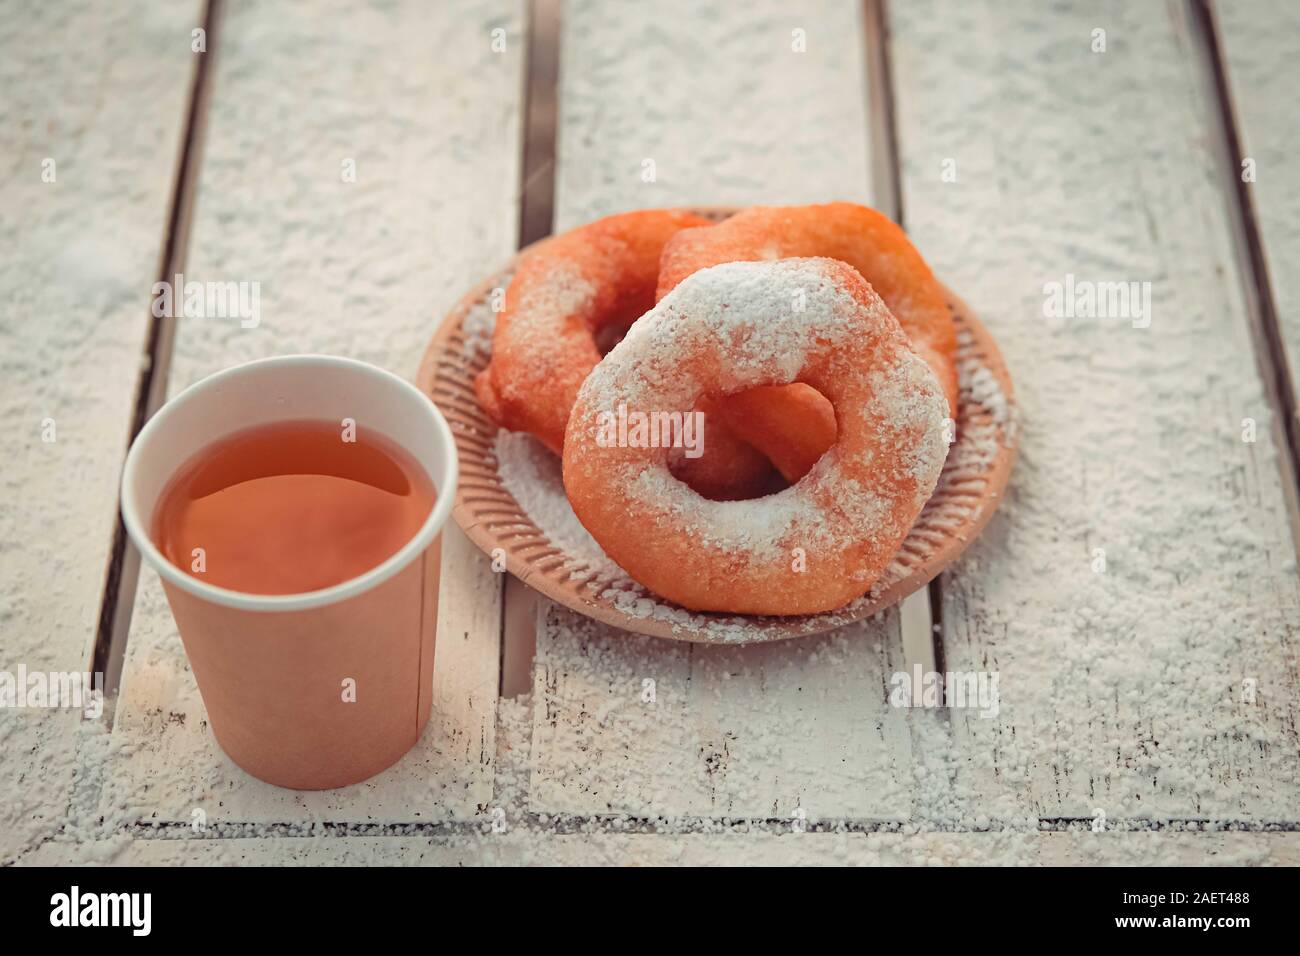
[120, 355, 458, 790]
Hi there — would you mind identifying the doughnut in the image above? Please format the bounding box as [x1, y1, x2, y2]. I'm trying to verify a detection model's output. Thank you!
[475, 209, 713, 455]
[657, 202, 959, 485]
[563, 258, 950, 616]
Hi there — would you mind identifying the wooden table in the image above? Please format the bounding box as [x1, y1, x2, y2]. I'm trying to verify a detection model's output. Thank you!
[4, 0, 1299, 866]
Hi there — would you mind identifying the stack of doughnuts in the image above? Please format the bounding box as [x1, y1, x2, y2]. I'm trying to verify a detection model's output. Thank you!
[474, 203, 955, 616]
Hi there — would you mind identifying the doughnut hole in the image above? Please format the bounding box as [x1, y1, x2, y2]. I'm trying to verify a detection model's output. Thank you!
[668, 384, 837, 501]
[668, 392, 783, 501]
[593, 315, 636, 355]
[716, 382, 837, 485]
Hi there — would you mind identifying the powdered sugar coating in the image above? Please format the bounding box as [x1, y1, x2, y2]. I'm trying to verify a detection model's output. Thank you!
[564, 258, 950, 615]
[494, 428, 635, 585]
[475, 210, 712, 452]
[589, 258, 866, 410]
[492, 259, 596, 407]
[655, 202, 960, 416]
[459, 269, 512, 362]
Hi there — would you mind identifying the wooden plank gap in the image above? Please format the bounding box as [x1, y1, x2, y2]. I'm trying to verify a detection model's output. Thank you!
[863, 0, 903, 223]
[928, 571, 948, 705]
[1190, 0, 1300, 561]
[518, 0, 560, 248]
[498, 0, 562, 696]
[866, 0, 942, 683]
[89, 0, 224, 721]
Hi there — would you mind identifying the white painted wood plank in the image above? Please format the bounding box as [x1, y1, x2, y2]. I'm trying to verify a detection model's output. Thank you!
[103, 0, 524, 825]
[23, 830, 1300, 867]
[1217, 0, 1300, 389]
[526, 0, 926, 820]
[0, 0, 201, 863]
[890, 0, 1300, 825]
[554, 0, 875, 230]
[430, 527, 503, 787]
[530, 605, 915, 820]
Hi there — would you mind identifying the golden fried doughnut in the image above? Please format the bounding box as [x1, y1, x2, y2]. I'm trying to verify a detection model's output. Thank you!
[564, 258, 949, 615]
[657, 202, 958, 484]
[475, 209, 712, 454]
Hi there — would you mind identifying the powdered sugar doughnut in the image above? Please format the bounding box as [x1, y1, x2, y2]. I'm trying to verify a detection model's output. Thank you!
[475, 209, 711, 454]
[563, 258, 950, 616]
[658, 202, 959, 486]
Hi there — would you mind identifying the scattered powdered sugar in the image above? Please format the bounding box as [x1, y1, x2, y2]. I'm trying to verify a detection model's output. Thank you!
[460, 298, 498, 361]
[960, 361, 1007, 426]
[460, 269, 513, 363]
[493, 428, 635, 586]
[493, 427, 803, 643]
[32, 681, 1283, 865]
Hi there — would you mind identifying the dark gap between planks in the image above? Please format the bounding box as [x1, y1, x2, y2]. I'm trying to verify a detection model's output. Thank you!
[116, 815, 1300, 838]
[89, 0, 223, 723]
[865, 0, 948, 694]
[1191, 0, 1300, 558]
[499, 0, 562, 697]
[518, 0, 560, 248]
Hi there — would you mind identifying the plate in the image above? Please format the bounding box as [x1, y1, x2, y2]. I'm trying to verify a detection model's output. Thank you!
[416, 208, 1018, 643]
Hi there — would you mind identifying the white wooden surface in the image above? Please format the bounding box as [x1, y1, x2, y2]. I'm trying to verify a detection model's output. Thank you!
[21, 831, 1300, 867]
[102, 0, 524, 826]
[891, 0, 1300, 824]
[0, 0, 201, 861]
[553, 0, 875, 221]
[1217, 0, 1300, 393]
[4, 0, 1300, 865]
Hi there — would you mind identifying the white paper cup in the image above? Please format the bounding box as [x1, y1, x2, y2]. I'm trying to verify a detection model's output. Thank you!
[120, 355, 458, 789]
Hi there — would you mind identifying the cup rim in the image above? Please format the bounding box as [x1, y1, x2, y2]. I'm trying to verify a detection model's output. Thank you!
[120, 354, 458, 612]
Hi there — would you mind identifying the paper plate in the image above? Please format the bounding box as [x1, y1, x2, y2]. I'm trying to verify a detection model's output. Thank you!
[416, 208, 1018, 644]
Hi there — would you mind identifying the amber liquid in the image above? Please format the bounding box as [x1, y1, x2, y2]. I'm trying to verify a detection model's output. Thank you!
[152, 420, 435, 595]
